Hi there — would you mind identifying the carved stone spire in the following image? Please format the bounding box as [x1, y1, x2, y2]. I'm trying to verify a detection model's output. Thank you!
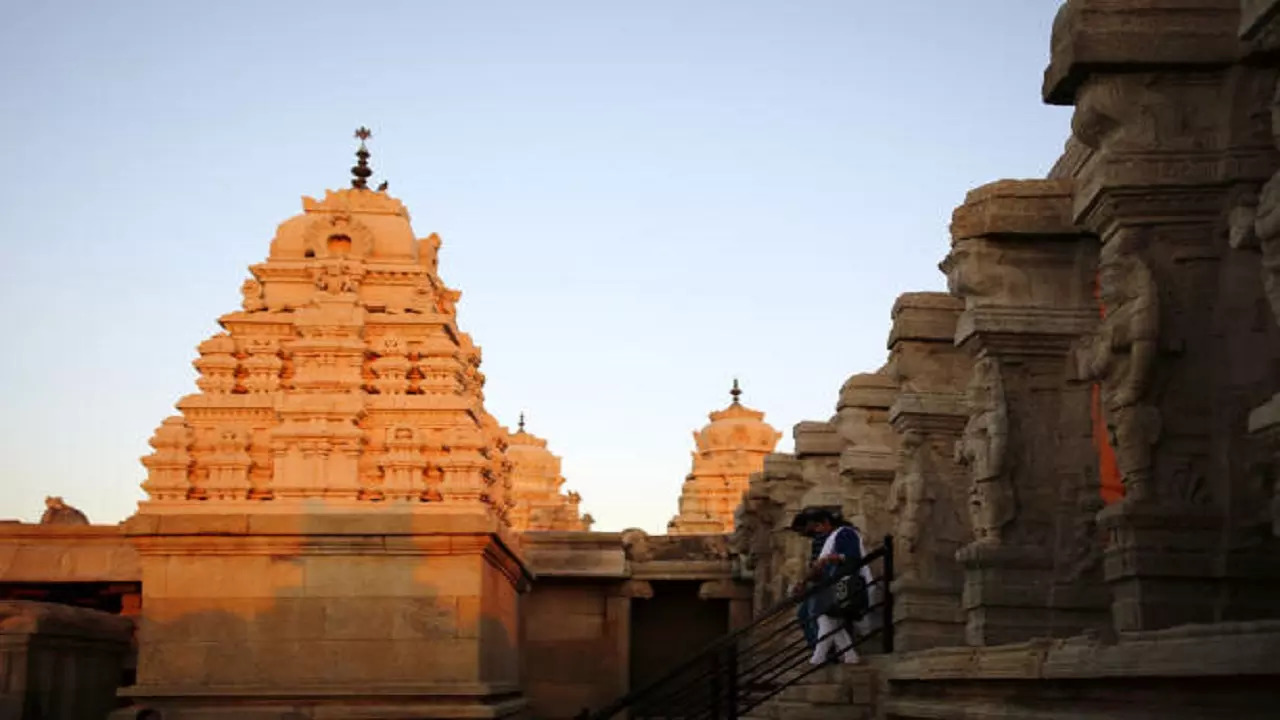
[351, 127, 373, 190]
[668, 379, 781, 535]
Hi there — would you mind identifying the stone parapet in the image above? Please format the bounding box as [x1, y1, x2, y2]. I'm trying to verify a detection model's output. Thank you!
[519, 531, 627, 578]
[0, 523, 139, 584]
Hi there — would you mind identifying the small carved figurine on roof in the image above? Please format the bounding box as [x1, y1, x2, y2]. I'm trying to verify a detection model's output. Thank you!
[40, 496, 89, 525]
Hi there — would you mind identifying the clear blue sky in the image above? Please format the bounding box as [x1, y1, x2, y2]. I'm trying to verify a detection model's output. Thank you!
[0, 1, 1070, 532]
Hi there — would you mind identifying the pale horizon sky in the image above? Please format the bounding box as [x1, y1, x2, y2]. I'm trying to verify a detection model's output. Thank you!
[0, 2, 1071, 533]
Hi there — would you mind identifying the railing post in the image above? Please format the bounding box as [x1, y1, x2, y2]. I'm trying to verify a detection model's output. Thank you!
[726, 641, 739, 720]
[882, 534, 895, 654]
[710, 647, 723, 720]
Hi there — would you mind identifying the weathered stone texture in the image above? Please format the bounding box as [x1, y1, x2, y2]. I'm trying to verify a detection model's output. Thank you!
[942, 178, 1108, 646]
[836, 371, 899, 544]
[521, 581, 625, 719]
[1047, 0, 1280, 634]
[883, 621, 1280, 720]
[0, 601, 133, 720]
[732, 454, 810, 614]
[886, 292, 972, 650]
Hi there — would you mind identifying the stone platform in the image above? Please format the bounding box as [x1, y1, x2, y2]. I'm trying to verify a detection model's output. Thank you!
[115, 507, 531, 720]
[879, 620, 1280, 719]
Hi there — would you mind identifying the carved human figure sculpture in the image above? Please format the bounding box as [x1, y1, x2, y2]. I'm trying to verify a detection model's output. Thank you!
[888, 429, 936, 579]
[955, 357, 1014, 546]
[1074, 243, 1161, 505]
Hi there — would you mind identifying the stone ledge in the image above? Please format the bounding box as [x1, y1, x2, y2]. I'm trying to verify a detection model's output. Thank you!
[839, 373, 897, 411]
[839, 447, 896, 477]
[1043, 0, 1242, 105]
[117, 696, 526, 720]
[794, 421, 843, 456]
[126, 506, 504, 537]
[950, 179, 1076, 241]
[520, 532, 627, 579]
[955, 307, 1096, 352]
[0, 600, 134, 642]
[889, 294, 964, 347]
[122, 681, 522, 698]
[0, 524, 140, 583]
[888, 393, 967, 427]
[882, 620, 1280, 681]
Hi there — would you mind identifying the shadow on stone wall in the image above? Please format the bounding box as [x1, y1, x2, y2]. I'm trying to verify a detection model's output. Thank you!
[115, 503, 526, 720]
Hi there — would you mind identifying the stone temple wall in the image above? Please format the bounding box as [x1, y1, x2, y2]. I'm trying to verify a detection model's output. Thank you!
[737, 1, 1280, 717]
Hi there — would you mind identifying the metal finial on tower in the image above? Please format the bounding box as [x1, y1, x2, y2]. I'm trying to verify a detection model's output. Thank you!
[518, 412, 526, 432]
[730, 378, 742, 405]
[351, 126, 374, 189]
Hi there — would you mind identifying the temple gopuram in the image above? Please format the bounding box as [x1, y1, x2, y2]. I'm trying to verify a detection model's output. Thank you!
[504, 415, 593, 532]
[4, 2, 1280, 719]
[667, 381, 781, 535]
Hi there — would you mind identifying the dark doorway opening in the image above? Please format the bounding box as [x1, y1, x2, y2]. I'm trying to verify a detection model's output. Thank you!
[629, 580, 729, 699]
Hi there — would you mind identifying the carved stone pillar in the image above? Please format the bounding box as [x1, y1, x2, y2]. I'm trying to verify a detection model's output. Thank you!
[1241, 0, 1280, 607]
[794, 420, 843, 511]
[738, 454, 809, 615]
[606, 579, 653, 702]
[886, 292, 973, 650]
[836, 370, 899, 542]
[699, 579, 753, 631]
[943, 179, 1107, 645]
[1048, 0, 1280, 631]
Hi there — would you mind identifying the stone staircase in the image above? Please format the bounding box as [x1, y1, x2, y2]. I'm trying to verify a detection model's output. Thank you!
[743, 665, 877, 720]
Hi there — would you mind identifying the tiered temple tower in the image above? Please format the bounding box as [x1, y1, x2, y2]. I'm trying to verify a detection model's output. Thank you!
[142, 129, 511, 513]
[126, 131, 531, 718]
[668, 381, 781, 535]
[505, 414, 594, 532]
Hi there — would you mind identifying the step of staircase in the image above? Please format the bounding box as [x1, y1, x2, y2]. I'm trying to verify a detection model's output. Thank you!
[743, 666, 876, 720]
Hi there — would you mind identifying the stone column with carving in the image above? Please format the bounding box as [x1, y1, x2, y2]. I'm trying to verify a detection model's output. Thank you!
[734, 454, 811, 615]
[1238, 0, 1280, 606]
[794, 420, 844, 512]
[885, 292, 973, 650]
[835, 370, 900, 543]
[942, 178, 1107, 645]
[1047, 0, 1280, 631]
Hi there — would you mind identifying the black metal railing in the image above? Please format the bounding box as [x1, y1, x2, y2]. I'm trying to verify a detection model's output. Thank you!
[581, 535, 894, 720]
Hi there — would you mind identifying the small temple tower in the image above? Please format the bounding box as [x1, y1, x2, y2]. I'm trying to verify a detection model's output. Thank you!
[505, 414, 594, 532]
[668, 380, 782, 535]
[126, 130, 530, 718]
